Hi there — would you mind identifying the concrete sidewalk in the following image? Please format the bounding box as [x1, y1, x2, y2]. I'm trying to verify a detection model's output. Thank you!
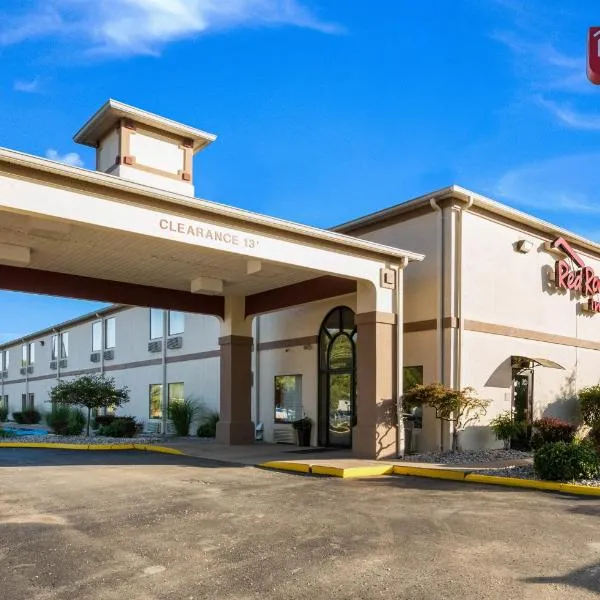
[161, 438, 533, 471]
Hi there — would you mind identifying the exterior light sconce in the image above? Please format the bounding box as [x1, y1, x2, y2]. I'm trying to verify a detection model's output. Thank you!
[516, 239, 534, 254]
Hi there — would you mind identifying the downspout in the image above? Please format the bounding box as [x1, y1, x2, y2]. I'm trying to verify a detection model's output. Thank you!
[54, 328, 60, 383]
[456, 195, 474, 392]
[161, 309, 168, 437]
[97, 314, 105, 377]
[429, 198, 445, 450]
[396, 257, 408, 457]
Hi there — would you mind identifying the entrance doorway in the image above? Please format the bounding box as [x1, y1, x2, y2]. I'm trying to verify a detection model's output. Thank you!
[318, 307, 356, 448]
[512, 367, 533, 448]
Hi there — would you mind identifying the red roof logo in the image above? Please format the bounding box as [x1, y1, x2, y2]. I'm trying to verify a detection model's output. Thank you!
[588, 27, 600, 85]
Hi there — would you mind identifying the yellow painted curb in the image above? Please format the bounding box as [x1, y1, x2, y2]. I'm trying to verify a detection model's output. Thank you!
[0, 442, 184, 455]
[465, 473, 562, 492]
[394, 465, 467, 481]
[260, 461, 311, 473]
[310, 465, 346, 477]
[339, 465, 394, 478]
[559, 483, 600, 496]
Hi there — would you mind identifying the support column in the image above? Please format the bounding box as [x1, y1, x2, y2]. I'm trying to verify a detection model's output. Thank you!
[216, 296, 255, 445]
[353, 311, 397, 459]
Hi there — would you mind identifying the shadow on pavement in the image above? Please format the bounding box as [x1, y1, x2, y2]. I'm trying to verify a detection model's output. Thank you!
[0, 448, 246, 469]
[523, 562, 600, 594]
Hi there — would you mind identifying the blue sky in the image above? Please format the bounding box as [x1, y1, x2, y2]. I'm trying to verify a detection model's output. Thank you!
[0, 0, 599, 341]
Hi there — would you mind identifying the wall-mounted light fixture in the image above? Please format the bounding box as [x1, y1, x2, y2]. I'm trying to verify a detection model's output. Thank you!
[515, 239, 534, 254]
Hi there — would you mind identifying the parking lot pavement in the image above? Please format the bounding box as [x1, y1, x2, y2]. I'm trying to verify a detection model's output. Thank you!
[1, 449, 600, 600]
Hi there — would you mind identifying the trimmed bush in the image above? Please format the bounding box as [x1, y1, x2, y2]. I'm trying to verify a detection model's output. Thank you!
[46, 405, 85, 435]
[0, 406, 8, 422]
[489, 411, 526, 449]
[197, 410, 219, 438]
[169, 399, 200, 437]
[12, 410, 42, 424]
[93, 414, 116, 429]
[97, 416, 137, 438]
[531, 417, 576, 449]
[534, 441, 599, 481]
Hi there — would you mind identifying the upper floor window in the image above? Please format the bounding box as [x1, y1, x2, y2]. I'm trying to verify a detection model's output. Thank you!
[150, 309, 163, 340]
[92, 321, 102, 352]
[51, 332, 69, 360]
[105, 318, 116, 349]
[168, 311, 185, 336]
[1, 350, 9, 371]
[22, 342, 35, 366]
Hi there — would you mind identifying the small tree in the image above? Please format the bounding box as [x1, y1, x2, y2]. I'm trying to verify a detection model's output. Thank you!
[49, 375, 130, 436]
[403, 383, 490, 452]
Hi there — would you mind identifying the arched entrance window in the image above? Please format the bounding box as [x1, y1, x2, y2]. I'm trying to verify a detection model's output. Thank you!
[318, 306, 356, 447]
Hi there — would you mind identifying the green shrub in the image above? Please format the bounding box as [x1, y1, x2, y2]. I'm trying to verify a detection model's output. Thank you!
[579, 385, 600, 429]
[93, 414, 116, 429]
[197, 410, 219, 438]
[0, 406, 7, 422]
[46, 405, 85, 436]
[169, 399, 200, 437]
[0, 427, 13, 438]
[534, 441, 599, 481]
[12, 410, 42, 424]
[531, 417, 576, 449]
[97, 416, 137, 438]
[489, 412, 526, 448]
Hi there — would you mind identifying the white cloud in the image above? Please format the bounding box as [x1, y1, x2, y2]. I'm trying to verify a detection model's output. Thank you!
[13, 77, 41, 93]
[0, 0, 340, 57]
[45, 149, 84, 167]
[496, 153, 600, 214]
[535, 96, 600, 131]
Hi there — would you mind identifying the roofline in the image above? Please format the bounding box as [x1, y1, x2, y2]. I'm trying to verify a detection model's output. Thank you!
[0, 147, 425, 264]
[335, 184, 600, 259]
[73, 99, 217, 151]
[0, 304, 125, 350]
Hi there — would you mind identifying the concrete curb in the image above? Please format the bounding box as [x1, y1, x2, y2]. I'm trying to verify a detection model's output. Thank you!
[0, 442, 184, 455]
[260, 461, 600, 496]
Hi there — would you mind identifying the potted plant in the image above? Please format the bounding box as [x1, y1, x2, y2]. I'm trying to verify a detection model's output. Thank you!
[292, 416, 312, 447]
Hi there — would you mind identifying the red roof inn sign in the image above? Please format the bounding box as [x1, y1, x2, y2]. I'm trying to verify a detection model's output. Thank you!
[588, 27, 600, 85]
[552, 237, 600, 313]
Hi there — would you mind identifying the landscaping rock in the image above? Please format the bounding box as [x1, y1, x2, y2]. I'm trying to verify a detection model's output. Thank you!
[401, 449, 532, 465]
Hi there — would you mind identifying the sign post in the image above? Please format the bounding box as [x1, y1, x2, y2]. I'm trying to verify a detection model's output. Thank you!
[588, 27, 600, 85]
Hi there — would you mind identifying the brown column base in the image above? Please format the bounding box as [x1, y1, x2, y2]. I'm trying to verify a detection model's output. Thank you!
[216, 420, 256, 445]
[354, 311, 397, 460]
[217, 334, 255, 446]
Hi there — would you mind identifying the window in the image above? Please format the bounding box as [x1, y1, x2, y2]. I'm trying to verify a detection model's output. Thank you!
[60, 332, 69, 359]
[22, 393, 34, 411]
[92, 321, 102, 352]
[1, 396, 7, 410]
[21, 343, 34, 366]
[403, 366, 424, 428]
[1, 350, 8, 371]
[149, 384, 163, 419]
[51, 335, 59, 360]
[104, 318, 116, 349]
[274, 375, 302, 423]
[150, 309, 164, 340]
[168, 311, 185, 336]
[168, 382, 184, 409]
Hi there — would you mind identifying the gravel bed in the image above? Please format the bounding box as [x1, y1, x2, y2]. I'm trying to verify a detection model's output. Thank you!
[402, 449, 533, 464]
[484, 464, 600, 487]
[0, 434, 163, 444]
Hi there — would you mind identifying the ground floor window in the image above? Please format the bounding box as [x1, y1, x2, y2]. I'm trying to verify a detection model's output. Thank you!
[149, 382, 185, 419]
[1, 395, 7, 411]
[274, 375, 302, 423]
[21, 393, 34, 412]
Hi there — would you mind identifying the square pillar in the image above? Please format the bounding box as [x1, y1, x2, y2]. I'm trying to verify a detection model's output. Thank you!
[354, 311, 397, 459]
[216, 296, 255, 445]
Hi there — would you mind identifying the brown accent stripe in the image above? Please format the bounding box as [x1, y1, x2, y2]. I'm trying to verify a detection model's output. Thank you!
[245, 276, 356, 317]
[355, 312, 396, 325]
[0, 264, 224, 318]
[258, 336, 318, 351]
[0, 349, 220, 385]
[404, 317, 459, 333]
[464, 320, 600, 352]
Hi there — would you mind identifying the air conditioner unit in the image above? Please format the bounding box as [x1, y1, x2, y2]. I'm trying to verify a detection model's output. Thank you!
[166, 336, 183, 350]
[90, 352, 101, 363]
[148, 341, 162, 353]
[49, 361, 57, 370]
[103, 350, 114, 361]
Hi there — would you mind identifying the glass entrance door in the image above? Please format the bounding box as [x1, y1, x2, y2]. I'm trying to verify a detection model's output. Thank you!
[328, 373, 353, 447]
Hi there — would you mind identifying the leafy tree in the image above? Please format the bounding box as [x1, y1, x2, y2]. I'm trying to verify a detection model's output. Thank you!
[403, 383, 490, 452]
[49, 375, 130, 436]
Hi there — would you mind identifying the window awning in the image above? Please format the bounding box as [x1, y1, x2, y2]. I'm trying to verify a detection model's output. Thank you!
[511, 356, 565, 370]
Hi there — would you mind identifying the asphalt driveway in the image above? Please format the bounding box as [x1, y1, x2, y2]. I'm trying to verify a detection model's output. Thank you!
[1, 448, 599, 599]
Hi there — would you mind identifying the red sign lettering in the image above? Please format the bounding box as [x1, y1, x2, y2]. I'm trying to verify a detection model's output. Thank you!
[588, 27, 600, 85]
